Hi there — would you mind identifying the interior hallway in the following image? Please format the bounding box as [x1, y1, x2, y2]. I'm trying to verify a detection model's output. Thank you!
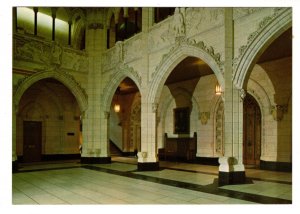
[13, 157, 292, 204]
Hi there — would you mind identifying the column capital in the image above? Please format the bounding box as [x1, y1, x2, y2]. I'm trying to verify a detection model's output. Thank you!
[239, 88, 247, 100]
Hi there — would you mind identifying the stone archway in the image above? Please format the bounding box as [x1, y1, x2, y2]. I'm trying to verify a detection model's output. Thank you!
[233, 8, 292, 89]
[101, 64, 141, 113]
[13, 70, 88, 113]
[148, 41, 224, 106]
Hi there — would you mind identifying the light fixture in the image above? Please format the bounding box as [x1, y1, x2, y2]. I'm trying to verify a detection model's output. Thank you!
[114, 103, 120, 113]
[114, 87, 121, 113]
[215, 83, 222, 95]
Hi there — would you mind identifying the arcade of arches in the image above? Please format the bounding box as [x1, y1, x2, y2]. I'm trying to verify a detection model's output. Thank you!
[13, 7, 292, 190]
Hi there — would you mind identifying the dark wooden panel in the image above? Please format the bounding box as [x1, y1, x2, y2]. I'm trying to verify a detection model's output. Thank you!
[23, 121, 42, 162]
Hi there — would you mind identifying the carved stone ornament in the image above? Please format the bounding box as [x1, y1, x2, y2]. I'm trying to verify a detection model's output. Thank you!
[199, 112, 210, 125]
[270, 105, 288, 121]
[233, 8, 286, 72]
[153, 39, 223, 80]
[173, 7, 186, 37]
[240, 89, 247, 100]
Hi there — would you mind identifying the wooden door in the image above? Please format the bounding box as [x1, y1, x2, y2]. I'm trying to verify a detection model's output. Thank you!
[23, 121, 42, 162]
[243, 95, 261, 166]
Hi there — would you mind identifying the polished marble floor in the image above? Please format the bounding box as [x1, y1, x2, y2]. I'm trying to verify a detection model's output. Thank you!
[12, 157, 292, 205]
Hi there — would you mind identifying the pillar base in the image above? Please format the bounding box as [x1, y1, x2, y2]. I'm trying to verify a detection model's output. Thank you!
[12, 160, 18, 173]
[138, 162, 159, 171]
[81, 157, 111, 164]
[218, 171, 245, 186]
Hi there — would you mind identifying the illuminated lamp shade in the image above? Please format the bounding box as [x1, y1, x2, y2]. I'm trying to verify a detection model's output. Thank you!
[215, 84, 222, 95]
[114, 104, 120, 113]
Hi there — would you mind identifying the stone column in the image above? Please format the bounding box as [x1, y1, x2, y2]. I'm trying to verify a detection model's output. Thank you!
[137, 100, 159, 170]
[81, 9, 110, 164]
[136, 8, 159, 171]
[218, 8, 245, 185]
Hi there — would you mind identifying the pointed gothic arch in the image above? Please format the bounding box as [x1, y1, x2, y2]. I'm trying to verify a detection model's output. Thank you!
[148, 41, 224, 106]
[101, 65, 141, 113]
[13, 70, 88, 114]
[233, 8, 292, 89]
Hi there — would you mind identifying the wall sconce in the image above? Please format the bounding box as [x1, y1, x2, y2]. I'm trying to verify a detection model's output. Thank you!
[114, 87, 121, 113]
[215, 83, 222, 95]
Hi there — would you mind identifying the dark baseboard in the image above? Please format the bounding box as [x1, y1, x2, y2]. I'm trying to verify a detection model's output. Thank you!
[121, 152, 136, 156]
[218, 171, 246, 186]
[138, 162, 159, 171]
[195, 157, 219, 166]
[42, 154, 81, 161]
[12, 160, 18, 173]
[17, 154, 81, 163]
[260, 160, 292, 172]
[81, 157, 111, 164]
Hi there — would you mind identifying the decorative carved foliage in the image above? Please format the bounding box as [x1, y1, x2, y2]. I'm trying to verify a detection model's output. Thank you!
[233, 8, 286, 72]
[152, 38, 223, 80]
[215, 101, 224, 155]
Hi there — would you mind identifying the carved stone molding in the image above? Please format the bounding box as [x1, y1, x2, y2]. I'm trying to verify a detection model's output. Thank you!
[108, 63, 141, 87]
[233, 8, 286, 72]
[240, 89, 247, 100]
[270, 105, 288, 121]
[199, 112, 210, 125]
[153, 38, 223, 80]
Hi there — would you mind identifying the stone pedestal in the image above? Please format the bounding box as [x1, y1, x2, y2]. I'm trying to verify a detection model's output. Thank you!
[218, 157, 245, 186]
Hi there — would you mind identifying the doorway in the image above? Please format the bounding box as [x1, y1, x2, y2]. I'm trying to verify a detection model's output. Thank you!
[23, 121, 42, 162]
[243, 94, 261, 166]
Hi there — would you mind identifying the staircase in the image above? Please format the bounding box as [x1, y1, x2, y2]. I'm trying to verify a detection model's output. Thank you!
[109, 141, 123, 156]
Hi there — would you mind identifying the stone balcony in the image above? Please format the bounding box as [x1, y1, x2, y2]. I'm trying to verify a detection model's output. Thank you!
[13, 32, 89, 73]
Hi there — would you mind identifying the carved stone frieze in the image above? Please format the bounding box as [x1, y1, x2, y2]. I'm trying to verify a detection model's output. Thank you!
[124, 36, 143, 63]
[233, 8, 263, 19]
[185, 8, 224, 36]
[14, 34, 88, 73]
[102, 42, 123, 72]
[148, 18, 173, 52]
[62, 49, 88, 72]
